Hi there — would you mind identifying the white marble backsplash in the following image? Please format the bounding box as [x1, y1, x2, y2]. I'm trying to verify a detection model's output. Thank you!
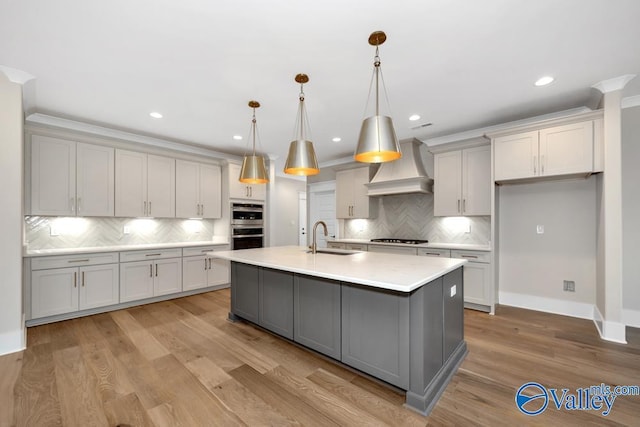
[343, 193, 490, 245]
[25, 216, 221, 250]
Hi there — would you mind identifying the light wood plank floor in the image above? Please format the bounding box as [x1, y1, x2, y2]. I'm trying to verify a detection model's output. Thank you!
[2, 289, 639, 426]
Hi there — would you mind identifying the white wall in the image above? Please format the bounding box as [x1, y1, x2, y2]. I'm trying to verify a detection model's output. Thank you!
[0, 73, 25, 355]
[271, 176, 306, 247]
[622, 105, 640, 324]
[498, 177, 597, 317]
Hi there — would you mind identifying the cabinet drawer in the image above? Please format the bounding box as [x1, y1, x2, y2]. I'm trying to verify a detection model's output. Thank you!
[182, 245, 230, 257]
[368, 245, 417, 255]
[327, 242, 346, 249]
[31, 252, 119, 270]
[450, 250, 490, 263]
[120, 248, 182, 262]
[345, 243, 368, 251]
[417, 248, 451, 258]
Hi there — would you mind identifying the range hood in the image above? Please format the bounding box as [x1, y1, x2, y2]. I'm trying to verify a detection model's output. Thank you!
[365, 139, 433, 196]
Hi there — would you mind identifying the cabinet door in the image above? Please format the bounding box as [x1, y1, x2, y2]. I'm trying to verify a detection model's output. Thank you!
[32, 267, 79, 318]
[208, 258, 230, 287]
[368, 245, 417, 255]
[147, 155, 175, 218]
[200, 164, 222, 218]
[76, 142, 115, 216]
[231, 262, 260, 323]
[443, 267, 464, 361]
[228, 163, 249, 199]
[115, 150, 147, 217]
[183, 255, 208, 291]
[31, 135, 76, 216]
[79, 263, 119, 310]
[294, 275, 341, 359]
[462, 145, 491, 215]
[351, 167, 370, 218]
[341, 284, 410, 388]
[335, 169, 353, 218]
[175, 160, 200, 218]
[493, 131, 538, 181]
[539, 121, 593, 177]
[154, 258, 182, 296]
[434, 150, 462, 216]
[260, 268, 294, 339]
[120, 260, 154, 302]
[462, 262, 491, 306]
[248, 183, 266, 201]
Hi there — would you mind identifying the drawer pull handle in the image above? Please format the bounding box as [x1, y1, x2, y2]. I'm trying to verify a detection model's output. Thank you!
[145, 253, 162, 257]
[155, 264, 158, 277]
[150, 264, 153, 277]
[68, 259, 90, 263]
[73, 272, 77, 288]
[208, 258, 212, 269]
[204, 259, 208, 270]
[461, 255, 478, 259]
[82, 271, 85, 287]
[425, 253, 441, 256]
[201, 249, 212, 253]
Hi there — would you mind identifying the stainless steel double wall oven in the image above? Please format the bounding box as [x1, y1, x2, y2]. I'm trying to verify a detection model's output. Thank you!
[231, 203, 264, 250]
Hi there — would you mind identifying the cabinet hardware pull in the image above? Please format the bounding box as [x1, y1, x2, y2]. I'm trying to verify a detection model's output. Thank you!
[70, 197, 75, 212]
[201, 204, 204, 216]
[461, 255, 478, 259]
[155, 264, 158, 277]
[249, 187, 252, 197]
[533, 156, 537, 174]
[82, 271, 85, 287]
[144, 201, 147, 215]
[150, 264, 153, 277]
[201, 249, 211, 253]
[208, 258, 212, 269]
[77, 197, 81, 213]
[149, 201, 152, 215]
[541, 155, 545, 174]
[457, 199, 461, 213]
[68, 259, 90, 263]
[73, 272, 77, 288]
[463, 199, 466, 213]
[204, 259, 208, 270]
[145, 253, 162, 257]
[425, 252, 441, 256]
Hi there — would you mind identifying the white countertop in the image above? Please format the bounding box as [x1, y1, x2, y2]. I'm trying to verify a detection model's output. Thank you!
[25, 240, 230, 257]
[329, 238, 491, 252]
[209, 245, 466, 293]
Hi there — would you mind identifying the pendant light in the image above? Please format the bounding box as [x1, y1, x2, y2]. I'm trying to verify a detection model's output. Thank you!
[284, 73, 320, 176]
[354, 31, 402, 163]
[239, 100, 269, 184]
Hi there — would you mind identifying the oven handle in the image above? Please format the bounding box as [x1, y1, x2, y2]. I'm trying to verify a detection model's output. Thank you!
[232, 207, 263, 212]
[231, 224, 264, 229]
[232, 234, 265, 238]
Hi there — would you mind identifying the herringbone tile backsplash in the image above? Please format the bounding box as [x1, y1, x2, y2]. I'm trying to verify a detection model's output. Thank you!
[25, 216, 221, 250]
[343, 194, 490, 245]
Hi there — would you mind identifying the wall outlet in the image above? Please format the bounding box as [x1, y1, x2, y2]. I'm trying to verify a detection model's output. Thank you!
[563, 280, 575, 292]
[50, 225, 60, 236]
[536, 225, 544, 234]
[450, 285, 457, 297]
[123, 226, 131, 235]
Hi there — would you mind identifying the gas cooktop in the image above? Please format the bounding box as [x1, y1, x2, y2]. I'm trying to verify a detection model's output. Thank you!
[370, 238, 429, 245]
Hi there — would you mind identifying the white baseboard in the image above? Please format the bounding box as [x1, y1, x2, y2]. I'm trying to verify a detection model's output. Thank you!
[623, 308, 640, 328]
[0, 326, 26, 356]
[498, 291, 595, 319]
[594, 305, 627, 344]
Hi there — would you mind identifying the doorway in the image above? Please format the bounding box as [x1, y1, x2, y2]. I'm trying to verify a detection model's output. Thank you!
[308, 182, 336, 249]
[298, 191, 307, 246]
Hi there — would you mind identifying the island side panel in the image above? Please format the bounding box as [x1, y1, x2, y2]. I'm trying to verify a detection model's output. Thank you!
[260, 268, 294, 339]
[230, 262, 260, 323]
[293, 275, 341, 360]
[443, 267, 464, 361]
[341, 284, 410, 389]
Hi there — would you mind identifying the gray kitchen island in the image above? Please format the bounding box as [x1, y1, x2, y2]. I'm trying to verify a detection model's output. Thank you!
[209, 245, 467, 415]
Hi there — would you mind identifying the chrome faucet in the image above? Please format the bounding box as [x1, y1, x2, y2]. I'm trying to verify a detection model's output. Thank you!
[310, 220, 328, 254]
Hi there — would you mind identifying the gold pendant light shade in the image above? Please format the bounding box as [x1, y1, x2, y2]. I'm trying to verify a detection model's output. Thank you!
[354, 31, 401, 163]
[284, 73, 319, 176]
[240, 155, 269, 184]
[239, 100, 269, 184]
[284, 139, 319, 175]
[354, 115, 401, 163]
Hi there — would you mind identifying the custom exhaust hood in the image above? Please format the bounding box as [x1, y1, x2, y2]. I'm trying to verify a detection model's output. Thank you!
[365, 139, 433, 196]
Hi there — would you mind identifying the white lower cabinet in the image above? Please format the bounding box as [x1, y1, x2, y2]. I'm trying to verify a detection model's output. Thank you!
[450, 250, 491, 308]
[368, 245, 417, 255]
[31, 254, 119, 319]
[119, 248, 182, 303]
[182, 246, 230, 291]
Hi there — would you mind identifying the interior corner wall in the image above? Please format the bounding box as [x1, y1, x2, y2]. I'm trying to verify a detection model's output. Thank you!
[0, 75, 25, 355]
[498, 178, 597, 315]
[272, 176, 306, 247]
[621, 105, 640, 324]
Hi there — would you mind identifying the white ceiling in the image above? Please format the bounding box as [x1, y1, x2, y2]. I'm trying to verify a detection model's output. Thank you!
[2, 0, 640, 173]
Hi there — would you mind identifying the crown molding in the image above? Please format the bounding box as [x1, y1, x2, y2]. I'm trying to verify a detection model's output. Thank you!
[0, 65, 35, 84]
[592, 74, 636, 94]
[622, 95, 640, 109]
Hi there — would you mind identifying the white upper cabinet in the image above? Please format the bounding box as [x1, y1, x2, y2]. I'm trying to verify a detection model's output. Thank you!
[336, 166, 372, 219]
[176, 160, 221, 218]
[30, 135, 114, 216]
[434, 145, 490, 216]
[228, 163, 266, 201]
[494, 120, 594, 182]
[115, 149, 175, 217]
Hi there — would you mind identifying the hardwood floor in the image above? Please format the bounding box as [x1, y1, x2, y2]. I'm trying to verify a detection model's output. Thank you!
[2, 289, 639, 426]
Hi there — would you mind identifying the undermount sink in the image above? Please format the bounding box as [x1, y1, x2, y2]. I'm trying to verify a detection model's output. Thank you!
[305, 248, 359, 255]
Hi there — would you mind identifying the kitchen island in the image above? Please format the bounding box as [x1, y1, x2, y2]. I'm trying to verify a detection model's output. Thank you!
[209, 245, 467, 415]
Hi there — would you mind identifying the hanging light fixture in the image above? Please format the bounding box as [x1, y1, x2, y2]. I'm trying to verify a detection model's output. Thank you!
[354, 31, 402, 163]
[284, 73, 319, 176]
[239, 100, 269, 184]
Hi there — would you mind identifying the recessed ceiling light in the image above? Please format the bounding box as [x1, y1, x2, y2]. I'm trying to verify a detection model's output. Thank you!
[233, 135, 243, 140]
[149, 111, 163, 119]
[409, 114, 421, 121]
[534, 76, 554, 87]
[332, 137, 342, 142]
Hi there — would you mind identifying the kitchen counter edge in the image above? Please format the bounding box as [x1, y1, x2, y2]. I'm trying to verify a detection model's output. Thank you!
[24, 240, 231, 257]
